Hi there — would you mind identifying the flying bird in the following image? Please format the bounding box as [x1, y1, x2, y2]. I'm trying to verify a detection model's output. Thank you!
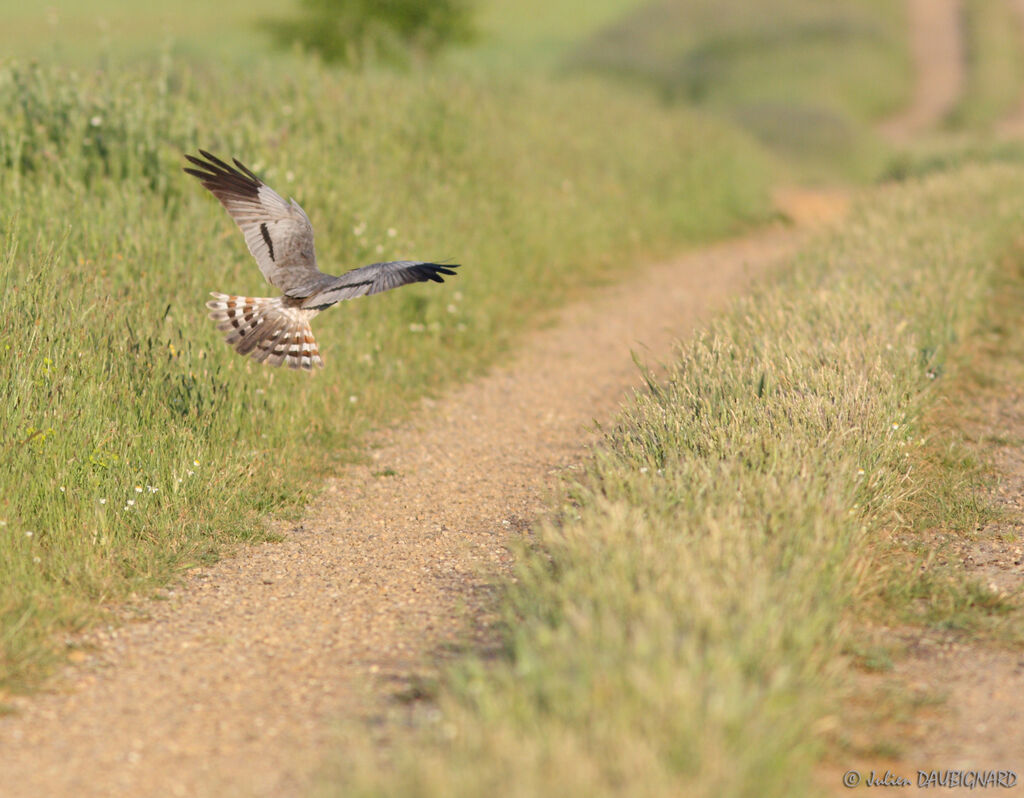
[183, 150, 459, 370]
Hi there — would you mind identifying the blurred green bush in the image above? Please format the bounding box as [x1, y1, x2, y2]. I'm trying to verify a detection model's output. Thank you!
[262, 0, 477, 67]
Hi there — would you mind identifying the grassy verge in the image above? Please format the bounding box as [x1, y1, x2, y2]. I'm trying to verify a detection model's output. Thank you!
[322, 163, 1024, 797]
[0, 57, 773, 692]
[566, 0, 908, 180]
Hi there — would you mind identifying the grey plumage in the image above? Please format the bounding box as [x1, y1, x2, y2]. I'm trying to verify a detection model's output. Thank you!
[184, 150, 460, 370]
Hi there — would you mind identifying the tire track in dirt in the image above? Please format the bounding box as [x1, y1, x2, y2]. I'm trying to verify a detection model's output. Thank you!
[879, 0, 965, 142]
[853, 3, 1024, 791]
[0, 208, 841, 797]
[831, 373, 1024, 797]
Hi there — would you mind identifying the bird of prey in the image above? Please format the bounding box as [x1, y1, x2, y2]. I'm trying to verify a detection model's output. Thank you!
[183, 150, 459, 370]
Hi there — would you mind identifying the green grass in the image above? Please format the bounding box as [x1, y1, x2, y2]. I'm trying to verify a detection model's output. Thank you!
[946, 0, 1024, 132]
[321, 163, 1024, 797]
[0, 56, 773, 691]
[566, 0, 908, 180]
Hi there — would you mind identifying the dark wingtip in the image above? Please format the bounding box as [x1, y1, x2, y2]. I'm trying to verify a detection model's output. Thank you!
[232, 157, 261, 182]
[184, 150, 262, 196]
[197, 148, 218, 163]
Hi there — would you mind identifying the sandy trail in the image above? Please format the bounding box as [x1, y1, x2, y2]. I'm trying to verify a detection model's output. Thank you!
[0, 216, 830, 796]
[879, 0, 964, 142]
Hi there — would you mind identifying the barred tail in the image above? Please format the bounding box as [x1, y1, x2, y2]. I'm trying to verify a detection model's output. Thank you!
[206, 293, 324, 371]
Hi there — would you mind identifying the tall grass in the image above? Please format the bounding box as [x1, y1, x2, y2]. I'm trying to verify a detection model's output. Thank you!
[0, 57, 773, 691]
[323, 163, 1024, 797]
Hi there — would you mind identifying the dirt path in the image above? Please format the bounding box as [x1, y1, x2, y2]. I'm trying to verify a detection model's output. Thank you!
[879, 0, 964, 141]
[0, 207, 840, 796]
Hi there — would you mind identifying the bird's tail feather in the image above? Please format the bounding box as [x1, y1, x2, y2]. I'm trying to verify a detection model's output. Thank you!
[206, 293, 324, 371]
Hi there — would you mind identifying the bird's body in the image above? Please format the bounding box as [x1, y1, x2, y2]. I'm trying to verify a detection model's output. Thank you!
[183, 150, 459, 370]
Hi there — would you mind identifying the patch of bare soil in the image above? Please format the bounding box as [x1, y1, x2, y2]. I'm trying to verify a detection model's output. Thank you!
[885, 370, 1024, 790]
[879, 0, 965, 142]
[0, 212, 824, 797]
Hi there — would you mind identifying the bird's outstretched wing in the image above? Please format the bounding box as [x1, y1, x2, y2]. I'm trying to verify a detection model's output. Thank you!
[302, 261, 460, 309]
[184, 150, 325, 296]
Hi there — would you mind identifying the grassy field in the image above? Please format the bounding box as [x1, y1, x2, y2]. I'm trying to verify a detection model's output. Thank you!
[0, 0, 283, 65]
[567, 0, 908, 180]
[324, 163, 1024, 797]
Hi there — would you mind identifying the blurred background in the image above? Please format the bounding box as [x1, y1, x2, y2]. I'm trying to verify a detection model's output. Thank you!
[4, 0, 1022, 179]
